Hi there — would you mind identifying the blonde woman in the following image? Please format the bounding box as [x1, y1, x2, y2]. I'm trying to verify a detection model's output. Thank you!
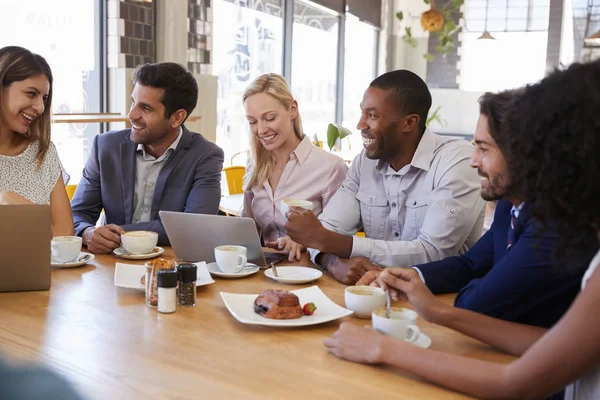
[242, 73, 347, 261]
[0, 46, 73, 237]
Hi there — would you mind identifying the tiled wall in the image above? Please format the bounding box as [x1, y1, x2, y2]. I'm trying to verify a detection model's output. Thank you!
[188, 0, 212, 74]
[425, 0, 461, 89]
[107, 0, 156, 69]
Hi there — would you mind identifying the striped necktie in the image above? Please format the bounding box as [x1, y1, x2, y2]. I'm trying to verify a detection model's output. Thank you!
[507, 209, 517, 250]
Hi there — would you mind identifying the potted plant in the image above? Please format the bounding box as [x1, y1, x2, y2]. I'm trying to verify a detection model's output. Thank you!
[327, 123, 353, 152]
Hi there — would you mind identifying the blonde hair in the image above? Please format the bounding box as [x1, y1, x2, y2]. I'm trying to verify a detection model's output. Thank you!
[242, 73, 304, 190]
[0, 46, 53, 167]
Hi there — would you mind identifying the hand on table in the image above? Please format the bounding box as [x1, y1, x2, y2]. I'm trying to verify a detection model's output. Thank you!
[326, 256, 382, 285]
[265, 236, 305, 261]
[376, 268, 448, 323]
[83, 224, 125, 254]
[323, 322, 389, 364]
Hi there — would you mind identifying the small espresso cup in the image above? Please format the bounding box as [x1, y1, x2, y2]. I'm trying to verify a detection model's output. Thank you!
[372, 307, 421, 343]
[280, 198, 313, 218]
[51, 236, 82, 263]
[121, 230, 158, 255]
[214, 245, 248, 273]
[344, 286, 387, 319]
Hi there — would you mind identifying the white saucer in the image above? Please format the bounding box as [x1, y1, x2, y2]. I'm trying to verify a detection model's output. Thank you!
[51, 252, 95, 268]
[113, 246, 164, 260]
[206, 262, 259, 278]
[264, 266, 323, 284]
[370, 327, 432, 349]
[114, 261, 215, 290]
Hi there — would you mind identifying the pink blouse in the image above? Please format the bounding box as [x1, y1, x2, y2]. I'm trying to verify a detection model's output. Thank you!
[242, 136, 348, 243]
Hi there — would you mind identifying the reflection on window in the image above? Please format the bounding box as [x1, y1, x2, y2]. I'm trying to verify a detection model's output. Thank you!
[213, 0, 284, 167]
[460, 31, 548, 91]
[0, 0, 102, 183]
[341, 16, 377, 160]
[291, 0, 338, 145]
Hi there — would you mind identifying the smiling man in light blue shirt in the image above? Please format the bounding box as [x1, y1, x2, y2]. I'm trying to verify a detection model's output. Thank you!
[286, 70, 484, 284]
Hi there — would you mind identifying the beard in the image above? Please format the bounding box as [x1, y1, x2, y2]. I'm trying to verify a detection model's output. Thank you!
[479, 169, 512, 201]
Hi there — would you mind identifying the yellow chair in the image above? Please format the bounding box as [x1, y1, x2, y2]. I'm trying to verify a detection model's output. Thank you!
[65, 184, 77, 201]
[223, 166, 245, 195]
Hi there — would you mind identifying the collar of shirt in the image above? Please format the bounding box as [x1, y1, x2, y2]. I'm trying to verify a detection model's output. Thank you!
[136, 127, 183, 161]
[511, 202, 525, 219]
[290, 135, 313, 164]
[376, 127, 436, 175]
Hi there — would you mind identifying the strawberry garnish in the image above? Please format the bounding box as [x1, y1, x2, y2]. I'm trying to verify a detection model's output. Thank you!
[302, 302, 317, 315]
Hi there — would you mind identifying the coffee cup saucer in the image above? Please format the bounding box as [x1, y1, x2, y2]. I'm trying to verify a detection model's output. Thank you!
[369, 326, 432, 349]
[206, 261, 259, 278]
[113, 246, 164, 260]
[51, 252, 95, 268]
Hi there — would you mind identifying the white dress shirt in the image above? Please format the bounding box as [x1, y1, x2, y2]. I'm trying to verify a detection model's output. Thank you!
[310, 128, 486, 267]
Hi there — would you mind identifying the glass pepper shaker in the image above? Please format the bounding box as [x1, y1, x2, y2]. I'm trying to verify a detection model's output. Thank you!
[157, 269, 177, 314]
[177, 264, 197, 307]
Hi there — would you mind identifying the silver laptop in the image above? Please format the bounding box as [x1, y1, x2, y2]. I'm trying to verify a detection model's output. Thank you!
[0, 205, 51, 292]
[160, 211, 276, 266]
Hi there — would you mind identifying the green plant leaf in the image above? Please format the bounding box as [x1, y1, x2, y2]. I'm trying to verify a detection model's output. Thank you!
[327, 123, 353, 151]
[396, 11, 404, 22]
[423, 53, 435, 62]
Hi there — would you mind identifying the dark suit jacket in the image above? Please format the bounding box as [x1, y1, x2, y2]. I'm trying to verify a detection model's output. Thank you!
[71, 127, 224, 245]
[414, 200, 593, 328]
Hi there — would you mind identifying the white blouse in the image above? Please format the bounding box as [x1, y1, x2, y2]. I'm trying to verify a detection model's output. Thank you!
[0, 140, 64, 204]
[564, 248, 600, 399]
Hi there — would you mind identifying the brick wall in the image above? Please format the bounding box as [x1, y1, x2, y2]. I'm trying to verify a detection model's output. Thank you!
[107, 0, 156, 69]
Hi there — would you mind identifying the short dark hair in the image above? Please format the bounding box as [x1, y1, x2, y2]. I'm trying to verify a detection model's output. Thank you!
[132, 62, 198, 121]
[478, 89, 521, 155]
[505, 60, 600, 257]
[369, 70, 432, 133]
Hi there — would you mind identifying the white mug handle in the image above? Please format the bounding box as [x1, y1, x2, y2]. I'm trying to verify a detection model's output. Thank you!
[405, 325, 421, 343]
[236, 254, 247, 272]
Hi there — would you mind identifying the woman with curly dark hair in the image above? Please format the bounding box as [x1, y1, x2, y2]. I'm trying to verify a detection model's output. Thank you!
[324, 59, 600, 399]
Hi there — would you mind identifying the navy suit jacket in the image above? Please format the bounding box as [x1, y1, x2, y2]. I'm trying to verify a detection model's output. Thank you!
[415, 200, 592, 328]
[71, 127, 224, 245]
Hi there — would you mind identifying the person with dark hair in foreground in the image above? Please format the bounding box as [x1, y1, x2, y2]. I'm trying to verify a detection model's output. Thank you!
[324, 60, 600, 400]
[357, 89, 594, 328]
[71, 62, 224, 252]
[285, 70, 485, 284]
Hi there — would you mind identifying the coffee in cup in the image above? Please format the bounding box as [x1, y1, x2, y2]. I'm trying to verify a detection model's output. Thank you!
[372, 307, 421, 343]
[214, 245, 248, 273]
[51, 236, 82, 263]
[344, 286, 387, 319]
[280, 198, 313, 218]
[121, 230, 158, 255]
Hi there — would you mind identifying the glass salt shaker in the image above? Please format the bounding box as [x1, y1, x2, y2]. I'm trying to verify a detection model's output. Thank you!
[157, 269, 177, 314]
[177, 264, 197, 307]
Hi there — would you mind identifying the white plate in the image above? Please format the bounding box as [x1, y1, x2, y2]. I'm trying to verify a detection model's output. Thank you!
[51, 252, 95, 268]
[113, 246, 165, 260]
[206, 262, 259, 278]
[369, 326, 432, 349]
[114, 261, 215, 290]
[220, 285, 352, 327]
[264, 266, 322, 284]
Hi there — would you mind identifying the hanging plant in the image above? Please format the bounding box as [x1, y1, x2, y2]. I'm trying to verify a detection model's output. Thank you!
[397, 0, 464, 62]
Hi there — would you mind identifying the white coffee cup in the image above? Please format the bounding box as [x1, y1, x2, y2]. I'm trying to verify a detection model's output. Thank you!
[121, 231, 158, 255]
[51, 236, 82, 263]
[214, 245, 248, 273]
[344, 286, 387, 319]
[280, 198, 313, 218]
[372, 307, 421, 343]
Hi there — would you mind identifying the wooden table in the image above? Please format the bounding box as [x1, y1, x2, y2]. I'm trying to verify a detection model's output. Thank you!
[0, 249, 514, 399]
[219, 193, 243, 216]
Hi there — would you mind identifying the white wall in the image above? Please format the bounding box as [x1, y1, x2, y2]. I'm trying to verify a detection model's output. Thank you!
[428, 89, 483, 136]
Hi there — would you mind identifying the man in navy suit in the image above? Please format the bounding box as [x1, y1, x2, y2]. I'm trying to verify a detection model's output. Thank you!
[359, 90, 592, 328]
[71, 62, 224, 253]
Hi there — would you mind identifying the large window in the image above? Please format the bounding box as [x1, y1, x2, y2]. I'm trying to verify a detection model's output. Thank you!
[0, 0, 103, 183]
[291, 0, 339, 144]
[213, 0, 284, 166]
